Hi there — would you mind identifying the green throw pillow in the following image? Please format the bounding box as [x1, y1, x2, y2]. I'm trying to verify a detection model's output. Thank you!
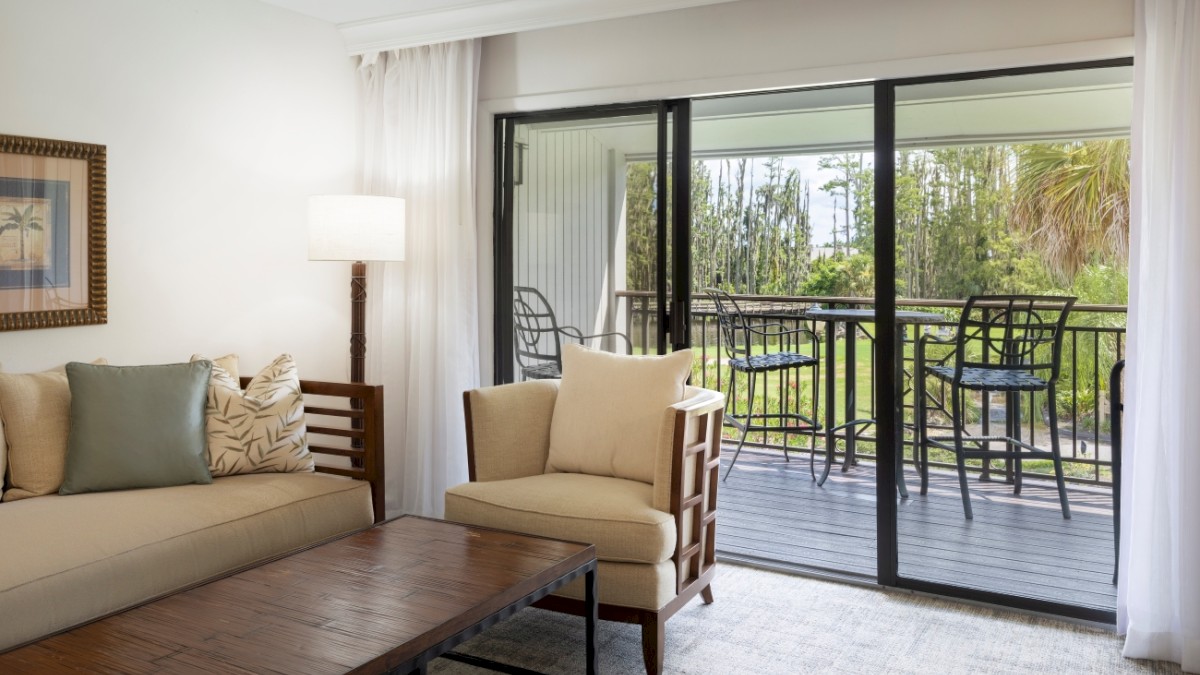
[59, 361, 213, 495]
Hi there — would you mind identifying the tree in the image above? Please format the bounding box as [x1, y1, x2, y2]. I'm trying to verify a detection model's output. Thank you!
[1011, 140, 1130, 283]
[624, 163, 658, 291]
[0, 205, 44, 262]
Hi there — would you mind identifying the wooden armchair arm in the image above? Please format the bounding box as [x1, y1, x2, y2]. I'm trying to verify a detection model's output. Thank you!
[463, 380, 560, 482]
[652, 387, 724, 597]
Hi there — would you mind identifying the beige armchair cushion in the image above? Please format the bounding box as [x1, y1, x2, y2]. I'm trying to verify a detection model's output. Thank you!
[554, 559, 676, 612]
[445, 472, 675, 565]
[466, 379, 558, 482]
[546, 345, 693, 484]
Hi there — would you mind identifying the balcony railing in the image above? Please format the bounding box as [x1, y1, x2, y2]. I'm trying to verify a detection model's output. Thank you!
[617, 290, 1125, 486]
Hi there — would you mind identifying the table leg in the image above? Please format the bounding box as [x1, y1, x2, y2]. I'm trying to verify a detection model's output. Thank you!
[819, 320, 836, 486]
[894, 330, 910, 499]
[585, 567, 597, 675]
[843, 322, 857, 472]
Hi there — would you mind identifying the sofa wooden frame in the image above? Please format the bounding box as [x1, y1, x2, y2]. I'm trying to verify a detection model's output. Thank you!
[240, 378, 386, 523]
[462, 389, 724, 675]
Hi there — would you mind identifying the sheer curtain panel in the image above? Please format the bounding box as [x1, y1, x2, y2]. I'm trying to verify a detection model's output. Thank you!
[1121, 0, 1200, 669]
[357, 40, 481, 517]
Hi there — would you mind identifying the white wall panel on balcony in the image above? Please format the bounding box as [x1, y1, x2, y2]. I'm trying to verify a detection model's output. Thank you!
[512, 125, 620, 354]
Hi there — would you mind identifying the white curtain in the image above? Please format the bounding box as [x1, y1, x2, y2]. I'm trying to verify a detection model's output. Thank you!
[357, 41, 481, 517]
[1121, 0, 1200, 669]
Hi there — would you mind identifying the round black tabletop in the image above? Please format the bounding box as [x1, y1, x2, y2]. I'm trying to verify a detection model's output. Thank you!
[804, 308, 944, 324]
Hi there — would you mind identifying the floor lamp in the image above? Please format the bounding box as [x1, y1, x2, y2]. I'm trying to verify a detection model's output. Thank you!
[307, 195, 406, 385]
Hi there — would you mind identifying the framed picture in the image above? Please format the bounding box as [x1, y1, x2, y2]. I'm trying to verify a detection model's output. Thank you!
[0, 134, 106, 331]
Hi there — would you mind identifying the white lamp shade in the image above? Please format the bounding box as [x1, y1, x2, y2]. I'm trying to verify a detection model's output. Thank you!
[308, 195, 406, 262]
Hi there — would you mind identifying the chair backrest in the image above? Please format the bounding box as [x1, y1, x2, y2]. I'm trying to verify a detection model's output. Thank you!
[513, 286, 563, 376]
[703, 288, 751, 360]
[952, 295, 1076, 381]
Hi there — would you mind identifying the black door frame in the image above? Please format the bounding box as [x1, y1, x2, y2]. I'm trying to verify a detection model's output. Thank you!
[493, 101, 692, 384]
[493, 56, 1132, 623]
[874, 57, 1132, 624]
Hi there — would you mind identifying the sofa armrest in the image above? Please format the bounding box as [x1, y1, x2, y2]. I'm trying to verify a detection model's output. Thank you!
[652, 386, 724, 596]
[463, 380, 559, 482]
[244, 378, 386, 524]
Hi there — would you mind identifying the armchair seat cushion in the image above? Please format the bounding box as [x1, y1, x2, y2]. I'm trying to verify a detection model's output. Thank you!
[444, 473, 675, 565]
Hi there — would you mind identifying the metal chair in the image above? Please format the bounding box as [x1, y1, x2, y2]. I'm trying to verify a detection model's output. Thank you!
[916, 295, 1076, 519]
[704, 288, 821, 481]
[512, 286, 631, 381]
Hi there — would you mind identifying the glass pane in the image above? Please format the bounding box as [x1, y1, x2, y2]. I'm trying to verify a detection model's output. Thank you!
[895, 66, 1132, 611]
[507, 111, 662, 383]
[692, 86, 879, 577]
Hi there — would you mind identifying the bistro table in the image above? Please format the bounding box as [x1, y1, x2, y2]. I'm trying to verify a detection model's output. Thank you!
[804, 307, 944, 497]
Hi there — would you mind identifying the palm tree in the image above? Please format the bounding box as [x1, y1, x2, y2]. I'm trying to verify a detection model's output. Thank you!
[0, 205, 44, 262]
[1011, 140, 1130, 282]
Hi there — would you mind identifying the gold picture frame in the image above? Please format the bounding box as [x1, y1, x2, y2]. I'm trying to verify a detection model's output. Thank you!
[0, 134, 106, 331]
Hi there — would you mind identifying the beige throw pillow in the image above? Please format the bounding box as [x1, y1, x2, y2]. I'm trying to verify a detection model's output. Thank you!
[546, 344, 693, 485]
[191, 353, 239, 383]
[201, 353, 313, 476]
[0, 413, 7, 500]
[0, 359, 108, 502]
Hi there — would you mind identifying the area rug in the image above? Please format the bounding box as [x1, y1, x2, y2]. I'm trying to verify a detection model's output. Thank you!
[430, 563, 1180, 674]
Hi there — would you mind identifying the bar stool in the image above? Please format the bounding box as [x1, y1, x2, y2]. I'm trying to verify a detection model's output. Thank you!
[916, 294, 1075, 519]
[704, 289, 821, 481]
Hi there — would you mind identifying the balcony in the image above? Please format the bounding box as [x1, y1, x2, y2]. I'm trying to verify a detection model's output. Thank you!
[621, 290, 1123, 611]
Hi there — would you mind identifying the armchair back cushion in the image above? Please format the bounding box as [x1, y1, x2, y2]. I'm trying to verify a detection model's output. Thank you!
[467, 379, 559, 482]
[546, 344, 694, 484]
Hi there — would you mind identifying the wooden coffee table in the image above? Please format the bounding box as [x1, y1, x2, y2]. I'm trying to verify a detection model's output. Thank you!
[0, 516, 598, 674]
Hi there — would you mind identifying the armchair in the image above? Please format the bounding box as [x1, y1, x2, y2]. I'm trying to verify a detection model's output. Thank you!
[445, 347, 724, 675]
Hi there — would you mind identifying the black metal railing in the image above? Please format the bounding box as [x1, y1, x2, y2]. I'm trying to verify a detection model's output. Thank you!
[617, 290, 1125, 486]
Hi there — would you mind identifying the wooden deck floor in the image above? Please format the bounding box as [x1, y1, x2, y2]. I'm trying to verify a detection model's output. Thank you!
[716, 446, 1118, 611]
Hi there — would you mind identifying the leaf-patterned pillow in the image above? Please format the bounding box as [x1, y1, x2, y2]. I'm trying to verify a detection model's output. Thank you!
[200, 354, 314, 476]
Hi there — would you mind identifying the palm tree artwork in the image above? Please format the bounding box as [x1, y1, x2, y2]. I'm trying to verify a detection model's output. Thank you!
[0, 204, 45, 263]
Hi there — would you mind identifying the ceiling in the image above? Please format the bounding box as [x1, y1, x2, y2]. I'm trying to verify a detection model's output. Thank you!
[519, 67, 1134, 159]
[258, 0, 743, 54]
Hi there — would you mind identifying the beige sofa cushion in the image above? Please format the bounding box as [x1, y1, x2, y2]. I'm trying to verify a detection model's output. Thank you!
[445, 472, 675, 564]
[0, 472, 372, 651]
[0, 360, 106, 502]
[545, 345, 693, 484]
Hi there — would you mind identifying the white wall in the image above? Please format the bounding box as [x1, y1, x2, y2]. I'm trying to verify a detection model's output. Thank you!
[479, 0, 1134, 108]
[0, 0, 358, 380]
[476, 0, 1135, 381]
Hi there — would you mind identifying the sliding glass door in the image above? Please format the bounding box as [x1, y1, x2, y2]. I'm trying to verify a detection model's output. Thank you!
[882, 63, 1132, 621]
[492, 58, 1132, 622]
[689, 86, 881, 577]
[494, 103, 690, 384]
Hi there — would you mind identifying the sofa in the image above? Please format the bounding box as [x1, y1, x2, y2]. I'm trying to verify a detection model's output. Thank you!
[0, 358, 385, 652]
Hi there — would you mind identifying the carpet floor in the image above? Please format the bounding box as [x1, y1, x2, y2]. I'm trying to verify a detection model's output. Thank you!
[430, 563, 1181, 674]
